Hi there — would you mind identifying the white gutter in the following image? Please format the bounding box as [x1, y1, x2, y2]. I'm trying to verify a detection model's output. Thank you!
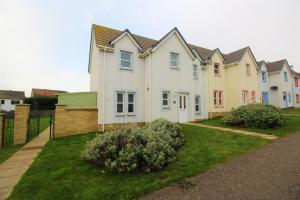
[150, 53, 152, 122]
[102, 48, 107, 132]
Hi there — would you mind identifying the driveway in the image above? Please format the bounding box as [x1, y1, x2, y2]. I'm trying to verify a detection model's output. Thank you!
[140, 132, 300, 200]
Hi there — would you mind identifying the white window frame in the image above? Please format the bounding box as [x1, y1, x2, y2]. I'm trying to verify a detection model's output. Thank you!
[242, 90, 249, 104]
[120, 50, 133, 70]
[162, 91, 170, 109]
[170, 52, 179, 69]
[214, 63, 221, 76]
[262, 71, 267, 82]
[116, 91, 125, 116]
[284, 71, 288, 82]
[127, 92, 136, 116]
[193, 64, 198, 79]
[195, 95, 201, 114]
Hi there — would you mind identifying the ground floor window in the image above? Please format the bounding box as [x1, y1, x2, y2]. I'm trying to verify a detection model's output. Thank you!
[251, 91, 256, 103]
[116, 91, 136, 116]
[195, 95, 201, 113]
[0, 100, 4, 104]
[213, 90, 223, 107]
[242, 90, 248, 104]
[296, 94, 300, 104]
[11, 100, 20, 105]
[162, 91, 170, 109]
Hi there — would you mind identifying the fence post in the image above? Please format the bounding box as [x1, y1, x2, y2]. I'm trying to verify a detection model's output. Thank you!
[0, 113, 5, 148]
[14, 104, 30, 145]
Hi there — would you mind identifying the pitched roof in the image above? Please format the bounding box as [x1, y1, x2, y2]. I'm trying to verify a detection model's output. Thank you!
[291, 69, 300, 77]
[266, 59, 288, 72]
[31, 88, 67, 97]
[93, 24, 214, 59]
[222, 47, 250, 64]
[0, 90, 25, 100]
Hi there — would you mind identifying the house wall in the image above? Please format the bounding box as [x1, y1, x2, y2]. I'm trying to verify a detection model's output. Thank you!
[207, 53, 227, 116]
[0, 99, 23, 111]
[225, 63, 240, 110]
[293, 76, 300, 107]
[146, 33, 206, 122]
[259, 64, 269, 102]
[237, 51, 260, 105]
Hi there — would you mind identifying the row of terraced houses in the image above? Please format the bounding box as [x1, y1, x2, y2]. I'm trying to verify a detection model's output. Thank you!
[88, 24, 300, 129]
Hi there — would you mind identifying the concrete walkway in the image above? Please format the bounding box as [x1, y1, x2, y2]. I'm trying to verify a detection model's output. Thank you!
[184, 123, 278, 140]
[0, 128, 50, 200]
[141, 131, 300, 200]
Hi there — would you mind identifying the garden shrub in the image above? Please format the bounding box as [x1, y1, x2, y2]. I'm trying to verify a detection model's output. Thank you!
[82, 119, 184, 173]
[223, 104, 284, 129]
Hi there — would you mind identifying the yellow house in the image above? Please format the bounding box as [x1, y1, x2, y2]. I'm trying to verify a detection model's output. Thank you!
[224, 47, 260, 111]
[192, 46, 260, 118]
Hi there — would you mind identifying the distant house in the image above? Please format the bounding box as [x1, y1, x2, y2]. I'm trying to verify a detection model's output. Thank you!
[291, 69, 300, 108]
[0, 90, 25, 111]
[31, 88, 67, 97]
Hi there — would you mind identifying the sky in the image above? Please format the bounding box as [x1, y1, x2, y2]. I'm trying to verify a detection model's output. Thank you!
[1, 0, 300, 96]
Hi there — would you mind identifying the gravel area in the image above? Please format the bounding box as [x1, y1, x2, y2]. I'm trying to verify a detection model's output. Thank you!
[140, 132, 300, 200]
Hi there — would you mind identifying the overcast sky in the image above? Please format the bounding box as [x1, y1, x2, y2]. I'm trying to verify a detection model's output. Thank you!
[1, 0, 300, 96]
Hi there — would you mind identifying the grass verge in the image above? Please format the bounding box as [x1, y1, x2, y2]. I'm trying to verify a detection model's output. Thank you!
[8, 125, 268, 200]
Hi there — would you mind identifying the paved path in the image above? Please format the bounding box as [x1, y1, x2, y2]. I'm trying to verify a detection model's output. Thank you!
[140, 132, 300, 200]
[184, 123, 278, 140]
[0, 128, 50, 200]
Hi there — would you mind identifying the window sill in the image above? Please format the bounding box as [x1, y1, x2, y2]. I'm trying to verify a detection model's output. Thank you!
[120, 67, 133, 71]
[162, 107, 171, 110]
[193, 77, 199, 80]
[214, 74, 221, 77]
[116, 114, 125, 117]
[195, 112, 201, 115]
[170, 67, 179, 70]
[127, 114, 136, 117]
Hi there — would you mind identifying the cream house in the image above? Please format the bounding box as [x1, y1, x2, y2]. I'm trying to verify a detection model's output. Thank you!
[89, 24, 208, 130]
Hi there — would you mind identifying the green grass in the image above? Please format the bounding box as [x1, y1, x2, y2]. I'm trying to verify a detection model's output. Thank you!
[282, 108, 300, 114]
[199, 115, 300, 137]
[8, 125, 269, 200]
[0, 145, 23, 164]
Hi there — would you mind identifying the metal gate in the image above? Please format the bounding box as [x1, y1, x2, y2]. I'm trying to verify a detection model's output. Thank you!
[2, 111, 15, 147]
[26, 110, 54, 142]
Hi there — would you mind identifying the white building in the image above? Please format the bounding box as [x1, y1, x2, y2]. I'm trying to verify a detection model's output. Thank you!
[258, 61, 270, 104]
[0, 90, 25, 111]
[89, 25, 208, 130]
[266, 60, 294, 108]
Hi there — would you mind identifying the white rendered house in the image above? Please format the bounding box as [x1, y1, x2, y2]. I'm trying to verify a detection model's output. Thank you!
[266, 60, 294, 108]
[89, 25, 208, 130]
[257, 61, 270, 104]
[0, 90, 25, 111]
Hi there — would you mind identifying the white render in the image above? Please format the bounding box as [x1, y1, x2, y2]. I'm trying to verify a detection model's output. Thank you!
[89, 30, 208, 127]
[268, 63, 294, 108]
[259, 62, 270, 104]
[0, 99, 23, 111]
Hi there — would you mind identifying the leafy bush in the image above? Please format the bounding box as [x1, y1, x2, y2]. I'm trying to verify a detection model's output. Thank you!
[147, 118, 184, 149]
[82, 119, 184, 173]
[223, 104, 285, 129]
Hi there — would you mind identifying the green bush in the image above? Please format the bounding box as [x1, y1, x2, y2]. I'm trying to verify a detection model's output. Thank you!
[223, 104, 285, 129]
[82, 119, 184, 173]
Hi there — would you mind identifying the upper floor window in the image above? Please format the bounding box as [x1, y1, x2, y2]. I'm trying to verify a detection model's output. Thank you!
[195, 95, 201, 113]
[0, 100, 4, 104]
[262, 71, 267, 82]
[242, 90, 248, 104]
[246, 64, 251, 76]
[193, 64, 198, 79]
[214, 63, 220, 76]
[170, 52, 179, 69]
[120, 50, 132, 70]
[162, 91, 170, 109]
[295, 77, 299, 87]
[284, 71, 288, 82]
[213, 90, 223, 107]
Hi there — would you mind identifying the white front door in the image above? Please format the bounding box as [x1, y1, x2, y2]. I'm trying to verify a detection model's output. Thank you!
[178, 94, 188, 122]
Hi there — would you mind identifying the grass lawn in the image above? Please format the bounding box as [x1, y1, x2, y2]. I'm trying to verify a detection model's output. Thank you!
[199, 115, 300, 137]
[0, 145, 23, 164]
[282, 108, 300, 115]
[8, 125, 269, 200]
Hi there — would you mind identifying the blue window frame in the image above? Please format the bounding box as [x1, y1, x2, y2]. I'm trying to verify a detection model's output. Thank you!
[284, 71, 288, 82]
[262, 71, 267, 82]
